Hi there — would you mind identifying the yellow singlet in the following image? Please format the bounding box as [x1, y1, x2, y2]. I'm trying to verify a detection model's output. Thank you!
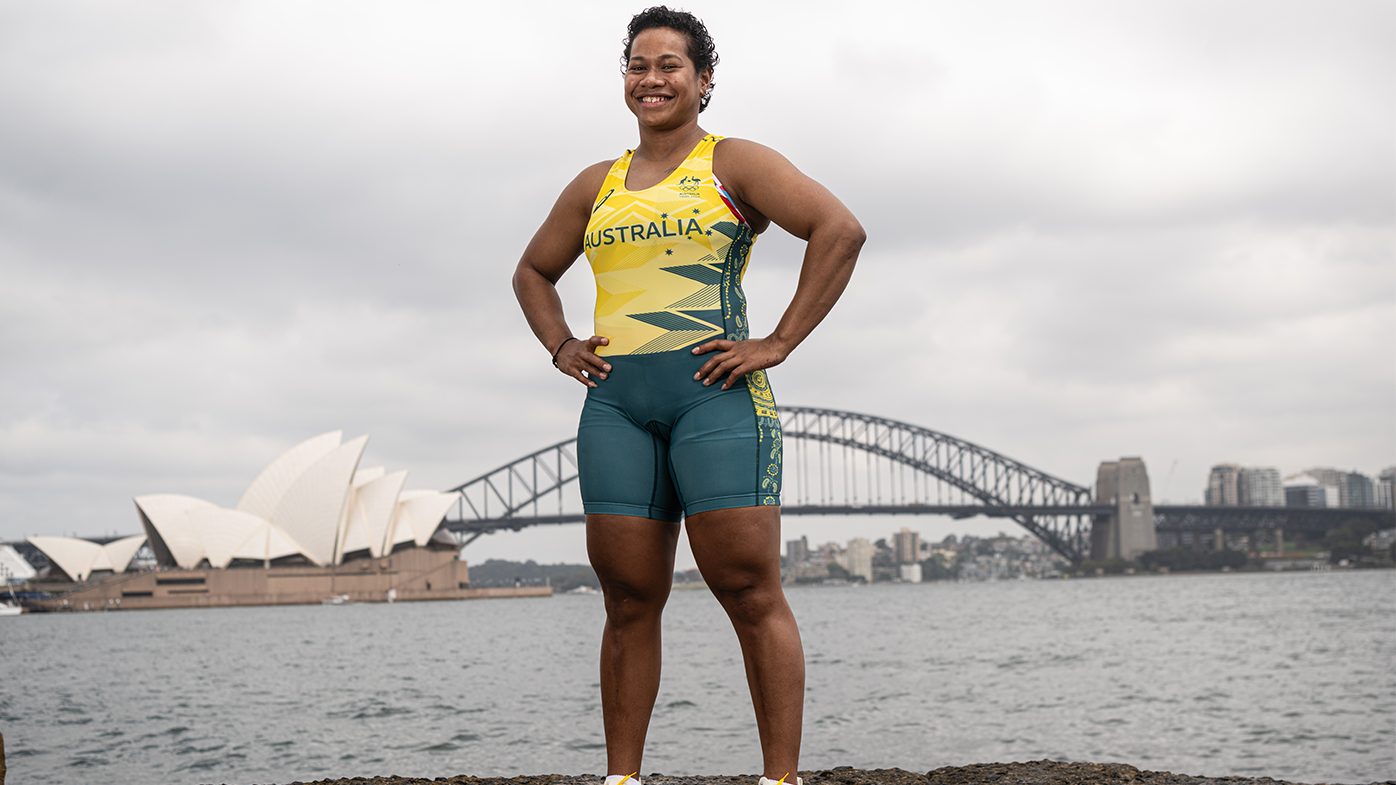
[583, 135, 756, 357]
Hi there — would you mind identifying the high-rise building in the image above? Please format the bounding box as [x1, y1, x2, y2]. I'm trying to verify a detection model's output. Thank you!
[785, 536, 809, 567]
[1303, 468, 1349, 507]
[1300, 467, 1376, 508]
[1206, 464, 1242, 505]
[1378, 467, 1396, 510]
[1284, 473, 1338, 508]
[1343, 472, 1375, 509]
[1239, 467, 1283, 506]
[892, 528, 921, 564]
[844, 537, 874, 582]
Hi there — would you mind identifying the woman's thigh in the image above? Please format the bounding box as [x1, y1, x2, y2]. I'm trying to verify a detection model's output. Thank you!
[587, 514, 682, 605]
[684, 505, 783, 593]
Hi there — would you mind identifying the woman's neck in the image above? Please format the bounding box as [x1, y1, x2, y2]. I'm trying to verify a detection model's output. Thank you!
[634, 123, 707, 164]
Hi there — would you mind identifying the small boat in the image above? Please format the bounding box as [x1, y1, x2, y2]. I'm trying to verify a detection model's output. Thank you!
[1, 586, 23, 615]
[566, 585, 600, 595]
[321, 594, 353, 605]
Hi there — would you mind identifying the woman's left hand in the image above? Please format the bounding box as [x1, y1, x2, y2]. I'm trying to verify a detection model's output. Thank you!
[692, 337, 788, 389]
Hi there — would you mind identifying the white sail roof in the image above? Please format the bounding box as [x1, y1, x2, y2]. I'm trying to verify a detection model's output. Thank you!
[337, 469, 408, 560]
[134, 494, 220, 569]
[390, 490, 461, 548]
[229, 520, 306, 563]
[236, 431, 342, 521]
[27, 537, 104, 581]
[270, 435, 368, 566]
[102, 534, 148, 573]
[121, 431, 453, 571]
[24, 535, 146, 581]
[188, 508, 271, 569]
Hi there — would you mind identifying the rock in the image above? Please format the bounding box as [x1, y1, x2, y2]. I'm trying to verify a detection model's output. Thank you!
[220, 760, 1370, 785]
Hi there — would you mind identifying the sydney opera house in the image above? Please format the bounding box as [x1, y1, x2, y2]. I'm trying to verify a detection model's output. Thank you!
[22, 432, 548, 610]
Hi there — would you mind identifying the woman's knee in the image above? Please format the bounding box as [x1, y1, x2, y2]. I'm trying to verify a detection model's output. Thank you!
[708, 576, 786, 626]
[599, 576, 670, 626]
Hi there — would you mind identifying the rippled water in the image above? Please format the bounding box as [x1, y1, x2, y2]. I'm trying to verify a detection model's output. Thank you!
[3, 570, 1393, 784]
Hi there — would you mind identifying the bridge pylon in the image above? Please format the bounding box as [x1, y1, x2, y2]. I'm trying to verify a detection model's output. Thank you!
[1091, 457, 1158, 561]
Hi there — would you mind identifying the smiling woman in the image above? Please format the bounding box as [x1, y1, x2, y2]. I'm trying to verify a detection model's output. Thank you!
[511, 7, 865, 784]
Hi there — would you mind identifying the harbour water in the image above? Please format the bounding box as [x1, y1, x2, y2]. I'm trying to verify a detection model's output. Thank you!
[3, 570, 1393, 785]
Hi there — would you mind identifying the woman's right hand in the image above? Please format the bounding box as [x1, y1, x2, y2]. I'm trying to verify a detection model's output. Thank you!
[555, 336, 612, 388]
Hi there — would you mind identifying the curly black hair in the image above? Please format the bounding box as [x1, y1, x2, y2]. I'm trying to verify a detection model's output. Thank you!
[621, 6, 720, 112]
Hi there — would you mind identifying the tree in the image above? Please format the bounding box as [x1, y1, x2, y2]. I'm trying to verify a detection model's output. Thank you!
[920, 552, 958, 581]
[1323, 520, 1378, 564]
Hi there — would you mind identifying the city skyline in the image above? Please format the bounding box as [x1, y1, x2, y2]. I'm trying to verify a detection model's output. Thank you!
[1203, 462, 1395, 509]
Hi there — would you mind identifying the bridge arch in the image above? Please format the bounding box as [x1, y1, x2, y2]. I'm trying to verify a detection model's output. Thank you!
[444, 406, 1098, 562]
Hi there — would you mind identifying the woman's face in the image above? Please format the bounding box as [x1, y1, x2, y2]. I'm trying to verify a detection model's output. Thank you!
[624, 27, 711, 129]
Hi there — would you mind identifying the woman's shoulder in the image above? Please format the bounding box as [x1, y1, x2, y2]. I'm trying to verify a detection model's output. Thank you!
[712, 138, 801, 191]
[558, 158, 623, 208]
[578, 157, 621, 186]
[713, 136, 781, 156]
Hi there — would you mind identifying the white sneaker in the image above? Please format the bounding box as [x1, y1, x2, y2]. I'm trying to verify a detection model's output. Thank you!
[605, 774, 640, 785]
[759, 777, 802, 785]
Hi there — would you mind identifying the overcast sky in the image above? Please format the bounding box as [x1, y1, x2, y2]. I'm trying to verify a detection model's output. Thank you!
[1, 0, 1391, 570]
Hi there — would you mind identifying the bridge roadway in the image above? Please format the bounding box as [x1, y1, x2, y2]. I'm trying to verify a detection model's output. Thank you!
[442, 503, 1391, 535]
[442, 406, 1394, 563]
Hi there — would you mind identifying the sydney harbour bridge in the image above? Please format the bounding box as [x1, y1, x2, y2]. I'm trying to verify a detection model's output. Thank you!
[443, 406, 1393, 564]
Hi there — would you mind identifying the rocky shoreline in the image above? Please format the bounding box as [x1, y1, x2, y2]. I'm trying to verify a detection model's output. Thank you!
[222, 760, 1390, 785]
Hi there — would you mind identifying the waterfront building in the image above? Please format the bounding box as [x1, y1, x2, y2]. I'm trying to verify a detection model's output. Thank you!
[844, 537, 874, 582]
[1291, 467, 1376, 508]
[898, 563, 922, 583]
[1239, 467, 1284, 506]
[1378, 467, 1396, 510]
[785, 536, 809, 567]
[26, 544, 536, 612]
[892, 527, 920, 564]
[133, 431, 458, 570]
[785, 540, 844, 583]
[1204, 464, 1286, 506]
[1206, 463, 1242, 506]
[1283, 473, 1338, 508]
[1342, 472, 1376, 509]
[25, 430, 461, 584]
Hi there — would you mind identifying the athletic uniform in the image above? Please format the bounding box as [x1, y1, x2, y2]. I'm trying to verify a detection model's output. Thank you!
[578, 135, 781, 521]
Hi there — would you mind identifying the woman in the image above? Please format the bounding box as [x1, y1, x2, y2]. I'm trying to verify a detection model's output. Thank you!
[513, 7, 864, 783]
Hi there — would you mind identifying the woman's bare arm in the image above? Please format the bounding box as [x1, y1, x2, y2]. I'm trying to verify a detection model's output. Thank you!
[695, 139, 866, 388]
[512, 161, 615, 388]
